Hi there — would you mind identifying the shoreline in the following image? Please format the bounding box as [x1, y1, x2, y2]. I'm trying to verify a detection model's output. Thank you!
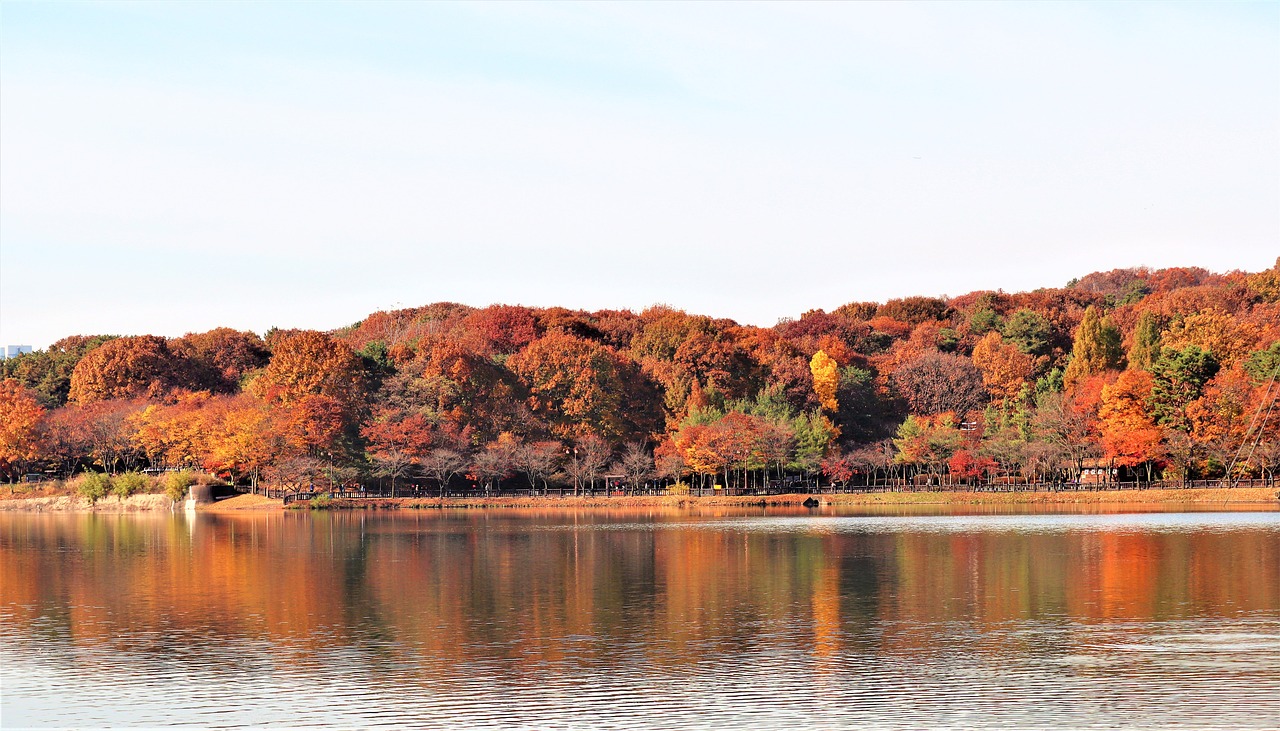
[0, 493, 176, 513]
[0, 486, 1276, 513]
[5, 486, 1274, 514]
[296, 486, 1280, 510]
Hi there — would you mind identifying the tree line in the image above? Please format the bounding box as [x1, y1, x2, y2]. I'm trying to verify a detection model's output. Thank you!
[2, 260, 1278, 494]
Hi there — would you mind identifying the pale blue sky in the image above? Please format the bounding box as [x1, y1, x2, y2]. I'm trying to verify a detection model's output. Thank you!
[2, 1, 1277, 348]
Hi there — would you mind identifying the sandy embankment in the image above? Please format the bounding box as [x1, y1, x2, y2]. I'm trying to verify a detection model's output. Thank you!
[197, 493, 283, 512]
[0, 492, 281, 512]
[0, 493, 176, 513]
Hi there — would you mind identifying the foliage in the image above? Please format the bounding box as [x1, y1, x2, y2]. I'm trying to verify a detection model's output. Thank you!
[893, 414, 963, 474]
[1245, 258, 1280, 302]
[1099, 370, 1163, 471]
[877, 297, 952, 325]
[972, 332, 1034, 404]
[809, 350, 840, 413]
[948, 450, 998, 483]
[509, 332, 630, 441]
[0, 335, 117, 406]
[1162, 310, 1255, 367]
[164, 471, 197, 502]
[1002, 309, 1053, 357]
[172, 328, 270, 392]
[820, 450, 856, 486]
[0, 380, 46, 476]
[1127, 311, 1162, 372]
[69, 336, 187, 404]
[112, 471, 150, 498]
[1243, 342, 1280, 383]
[1035, 367, 1064, 395]
[78, 472, 110, 504]
[834, 366, 896, 443]
[250, 330, 365, 409]
[789, 412, 835, 474]
[969, 308, 1001, 336]
[1149, 346, 1219, 433]
[892, 352, 987, 417]
[13, 260, 1280, 489]
[1063, 306, 1123, 387]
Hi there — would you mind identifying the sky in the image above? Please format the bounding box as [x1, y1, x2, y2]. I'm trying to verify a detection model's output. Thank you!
[1, 1, 1277, 349]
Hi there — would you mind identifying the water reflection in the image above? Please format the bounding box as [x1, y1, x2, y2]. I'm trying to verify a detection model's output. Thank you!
[2, 509, 1278, 729]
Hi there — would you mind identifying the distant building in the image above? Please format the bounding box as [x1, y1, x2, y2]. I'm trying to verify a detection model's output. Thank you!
[2, 345, 33, 360]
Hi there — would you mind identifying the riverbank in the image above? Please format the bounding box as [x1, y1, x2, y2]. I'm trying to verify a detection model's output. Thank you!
[0, 493, 175, 512]
[293, 486, 1280, 510]
[199, 493, 282, 512]
[0, 492, 281, 513]
[1, 486, 1275, 512]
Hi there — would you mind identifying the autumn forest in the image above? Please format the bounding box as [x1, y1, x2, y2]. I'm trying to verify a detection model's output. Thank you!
[3, 262, 1279, 496]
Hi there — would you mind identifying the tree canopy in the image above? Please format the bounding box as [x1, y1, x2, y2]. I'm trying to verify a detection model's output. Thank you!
[4, 260, 1278, 489]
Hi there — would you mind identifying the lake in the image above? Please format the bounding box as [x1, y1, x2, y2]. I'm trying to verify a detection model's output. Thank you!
[2, 506, 1278, 729]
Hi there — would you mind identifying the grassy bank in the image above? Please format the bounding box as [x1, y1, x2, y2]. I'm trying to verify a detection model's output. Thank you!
[0, 471, 229, 512]
[1, 471, 225, 503]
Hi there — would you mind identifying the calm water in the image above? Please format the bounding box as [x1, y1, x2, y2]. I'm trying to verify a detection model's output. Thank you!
[2, 506, 1279, 729]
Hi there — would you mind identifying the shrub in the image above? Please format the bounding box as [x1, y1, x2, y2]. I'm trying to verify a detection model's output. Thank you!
[112, 471, 149, 499]
[78, 472, 110, 505]
[164, 471, 197, 502]
[194, 473, 229, 488]
[309, 494, 333, 510]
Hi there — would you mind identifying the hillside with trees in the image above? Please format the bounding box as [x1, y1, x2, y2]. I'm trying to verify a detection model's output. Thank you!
[3, 261, 1279, 496]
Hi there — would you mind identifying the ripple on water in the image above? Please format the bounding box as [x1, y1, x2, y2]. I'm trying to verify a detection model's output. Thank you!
[2, 511, 1279, 728]
[574, 511, 1280, 536]
[7, 616, 1278, 729]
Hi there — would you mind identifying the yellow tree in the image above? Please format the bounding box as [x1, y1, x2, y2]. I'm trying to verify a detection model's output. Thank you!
[127, 392, 215, 470]
[1245, 257, 1280, 303]
[1127, 311, 1162, 371]
[1162, 309, 1257, 368]
[204, 395, 275, 489]
[809, 350, 839, 413]
[1063, 306, 1123, 388]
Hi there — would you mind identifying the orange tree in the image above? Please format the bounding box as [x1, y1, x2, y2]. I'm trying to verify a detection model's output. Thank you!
[1098, 370, 1164, 482]
[0, 379, 45, 482]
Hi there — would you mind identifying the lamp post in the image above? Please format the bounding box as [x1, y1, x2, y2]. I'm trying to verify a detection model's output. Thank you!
[566, 447, 580, 496]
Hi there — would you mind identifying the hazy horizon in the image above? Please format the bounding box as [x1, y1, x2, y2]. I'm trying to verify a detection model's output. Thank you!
[2, 258, 1277, 351]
